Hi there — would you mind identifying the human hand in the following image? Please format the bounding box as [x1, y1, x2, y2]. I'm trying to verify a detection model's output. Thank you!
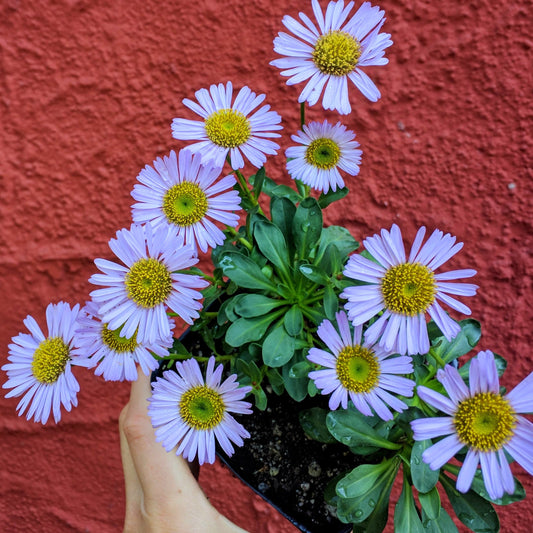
[119, 368, 249, 533]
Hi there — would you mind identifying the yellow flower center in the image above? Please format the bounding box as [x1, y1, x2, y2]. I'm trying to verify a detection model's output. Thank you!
[381, 262, 436, 316]
[125, 258, 172, 308]
[312, 30, 361, 76]
[454, 393, 516, 452]
[101, 323, 139, 353]
[336, 345, 380, 393]
[179, 385, 225, 430]
[32, 337, 70, 384]
[305, 137, 341, 169]
[204, 108, 251, 148]
[163, 182, 209, 227]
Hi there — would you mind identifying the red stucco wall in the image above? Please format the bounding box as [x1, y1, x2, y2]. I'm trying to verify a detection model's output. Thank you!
[1, 0, 531, 531]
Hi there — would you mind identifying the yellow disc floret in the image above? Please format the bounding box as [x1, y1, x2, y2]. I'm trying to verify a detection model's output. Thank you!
[204, 109, 251, 148]
[163, 182, 209, 227]
[381, 262, 436, 316]
[32, 337, 70, 384]
[305, 138, 341, 169]
[336, 345, 380, 393]
[125, 258, 172, 308]
[101, 323, 139, 353]
[179, 385, 225, 430]
[454, 393, 516, 452]
[312, 30, 361, 76]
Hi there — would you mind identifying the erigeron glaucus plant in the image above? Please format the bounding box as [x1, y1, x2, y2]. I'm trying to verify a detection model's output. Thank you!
[2, 2, 531, 532]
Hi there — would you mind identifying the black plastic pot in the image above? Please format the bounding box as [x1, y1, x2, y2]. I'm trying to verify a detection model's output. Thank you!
[152, 331, 354, 533]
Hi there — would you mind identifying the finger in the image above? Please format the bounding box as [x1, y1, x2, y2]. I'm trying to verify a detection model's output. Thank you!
[122, 368, 209, 506]
[119, 403, 142, 527]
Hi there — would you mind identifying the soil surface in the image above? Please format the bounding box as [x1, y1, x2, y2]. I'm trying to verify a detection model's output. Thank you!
[217, 392, 355, 533]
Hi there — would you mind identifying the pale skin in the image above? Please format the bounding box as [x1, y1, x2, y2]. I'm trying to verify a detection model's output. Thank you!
[119, 368, 249, 533]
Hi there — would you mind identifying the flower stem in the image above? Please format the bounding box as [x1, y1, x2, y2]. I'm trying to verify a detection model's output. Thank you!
[300, 102, 305, 128]
[226, 226, 253, 251]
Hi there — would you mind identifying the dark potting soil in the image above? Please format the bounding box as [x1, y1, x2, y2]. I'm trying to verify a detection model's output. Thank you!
[217, 391, 357, 533]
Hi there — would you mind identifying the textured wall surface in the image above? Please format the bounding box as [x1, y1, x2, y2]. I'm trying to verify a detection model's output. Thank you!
[0, 0, 531, 531]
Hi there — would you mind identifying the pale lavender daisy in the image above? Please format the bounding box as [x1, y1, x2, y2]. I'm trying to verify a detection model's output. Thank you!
[271, 1, 392, 114]
[2, 302, 91, 424]
[148, 356, 252, 465]
[131, 149, 242, 253]
[411, 350, 533, 500]
[171, 81, 282, 170]
[286, 120, 362, 193]
[341, 224, 478, 356]
[307, 311, 414, 420]
[89, 223, 208, 345]
[73, 301, 174, 382]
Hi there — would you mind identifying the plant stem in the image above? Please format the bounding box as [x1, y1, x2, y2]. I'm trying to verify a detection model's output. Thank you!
[300, 102, 305, 128]
[226, 226, 253, 251]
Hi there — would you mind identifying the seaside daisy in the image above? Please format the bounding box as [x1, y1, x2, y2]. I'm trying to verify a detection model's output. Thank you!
[171, 81, 282, 170]
[89, 223, 208, 345]
[411, 350, 533, 500]
[307, 311, 414, 420]
[148, 356, 252, 465]
[341, 224, 478, 356]
[131, 149, 242, 253]
[2, 302, 91, 424]
[73, 301, 174, 381]
[286, 120, 362, 193]
[271, 1, 393, 114]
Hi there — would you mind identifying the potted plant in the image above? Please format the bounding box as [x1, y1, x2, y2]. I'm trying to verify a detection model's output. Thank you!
[3, 1, 532, 532]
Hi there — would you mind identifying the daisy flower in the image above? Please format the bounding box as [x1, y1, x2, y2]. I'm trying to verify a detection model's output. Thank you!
[2, 302, 91, 424]
[73, 301, 174, 381]
[131, 149, 242, 253]
[171, 81, 282, 170]
[286, 120, 362, 193]
[411, 350, 533, 500]
[341, 224, 478, 356]
[271, 1, 393, 114]
[307, 311, 414, 420]
[89, 223, 208, 345]
[148, 356, 252, 465]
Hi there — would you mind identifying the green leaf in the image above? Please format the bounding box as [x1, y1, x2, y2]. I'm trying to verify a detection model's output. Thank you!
[411, 440, 440, 493]
[299, 407, 337, 444]
[251, 166, 266, 196]
[218, 252, 277, 291]
[323, 284, 338, 320]
[225, 313, 281, 347]
[418, 487, 440, 521]
[262, 322, 295, 367]
[318, 186, 349, 208]
[337, 458, 399, 527]
[292, 197, 322, 259]
[266, 367, 284, 395]
[429, 319, 481, 364]
[299, 263, 330, 284]
[394, 472, 425, 533]
[271, 183, 302, 203]
[440, 473, 499, 533]
[422, 508, 459, 533]
[326, 410, 402, 451]
[418, 487, 441, 520]
[336, 462, 391, 500]
[289, 360, 312, 378]
[282, 360, 308, 401]
[284, 305, 303, 336]
[315, 225, 359, 269]
[270, 196, 296, 250]
[251, 386, 267, 410]
[253, 219, 291, 276]
[234, 294, 285, 318]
